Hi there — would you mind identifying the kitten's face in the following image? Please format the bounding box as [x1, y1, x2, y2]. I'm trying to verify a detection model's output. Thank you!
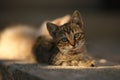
[47, 10, 85, 54]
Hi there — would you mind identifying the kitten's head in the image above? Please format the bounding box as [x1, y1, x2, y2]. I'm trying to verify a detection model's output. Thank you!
[47, 10, 85, 54]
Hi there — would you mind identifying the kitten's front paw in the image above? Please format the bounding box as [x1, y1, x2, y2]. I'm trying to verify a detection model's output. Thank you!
[78, 60, 95, 67]
[62, 62, 70, 66]
[71, 60, 79, 66]
[61, 60, 78, 66]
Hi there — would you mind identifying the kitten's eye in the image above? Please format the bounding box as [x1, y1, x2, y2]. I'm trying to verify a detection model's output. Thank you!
[74, 33, 81, 38]
[61, 38, 68, 42]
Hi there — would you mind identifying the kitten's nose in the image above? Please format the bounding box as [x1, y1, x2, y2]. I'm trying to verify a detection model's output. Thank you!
[69, 43, 75, 49]
[69, 39, 74, 45]
[69, 44, 76, 49]
[71, 43, 76, 48]
[70, 41, 75, 47]
[73, 44, 76, 48]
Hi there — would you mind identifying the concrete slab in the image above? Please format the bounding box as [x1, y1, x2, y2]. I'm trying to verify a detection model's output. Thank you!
[0, 61, 120, 80]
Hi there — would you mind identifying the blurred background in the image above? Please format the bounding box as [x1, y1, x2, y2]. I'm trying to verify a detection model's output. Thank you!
[0, 0, 120, 63]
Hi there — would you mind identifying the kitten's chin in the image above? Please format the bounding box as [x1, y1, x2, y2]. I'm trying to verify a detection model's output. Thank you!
[60, 49, 69, 54]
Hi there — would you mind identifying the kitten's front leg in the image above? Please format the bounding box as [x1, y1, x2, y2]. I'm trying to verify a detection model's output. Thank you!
[61, 60, 79, 66]
[53, 60, 72, 66]
[53, 61, 69, 66]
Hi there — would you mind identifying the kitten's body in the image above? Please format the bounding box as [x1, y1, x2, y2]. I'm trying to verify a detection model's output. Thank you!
[33, 11, 95, 67]
[0, 15, 70, 63]
[0, 25, 37, 63]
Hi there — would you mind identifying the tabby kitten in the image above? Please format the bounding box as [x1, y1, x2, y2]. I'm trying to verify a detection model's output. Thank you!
[33, 10, 95, 67]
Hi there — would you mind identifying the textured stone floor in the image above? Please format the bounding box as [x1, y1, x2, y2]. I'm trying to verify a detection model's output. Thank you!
[0, 61, 120, 80]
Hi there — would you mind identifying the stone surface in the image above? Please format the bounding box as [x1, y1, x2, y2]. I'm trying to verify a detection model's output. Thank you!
[0, 61, 120, 80]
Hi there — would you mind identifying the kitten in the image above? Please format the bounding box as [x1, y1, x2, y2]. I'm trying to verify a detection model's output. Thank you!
[33, 10, 95, 67]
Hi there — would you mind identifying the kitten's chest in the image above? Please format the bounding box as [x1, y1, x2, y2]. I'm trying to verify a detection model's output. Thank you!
[51, 51, 94, 66]
[53, 52, 85, 61]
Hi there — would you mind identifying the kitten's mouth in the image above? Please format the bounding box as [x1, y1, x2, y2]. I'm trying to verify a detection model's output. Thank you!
[60, 45, 84, 54]
[70, 50, 81, 54]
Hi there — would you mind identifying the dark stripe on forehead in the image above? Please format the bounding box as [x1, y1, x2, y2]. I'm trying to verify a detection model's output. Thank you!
[61, 23, 72, 33]
[63, 27, 71, 33]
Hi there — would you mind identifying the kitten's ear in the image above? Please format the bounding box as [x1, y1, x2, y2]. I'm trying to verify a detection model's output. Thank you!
[71, 10, 83, 28]
[47, 22, 59, 37]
